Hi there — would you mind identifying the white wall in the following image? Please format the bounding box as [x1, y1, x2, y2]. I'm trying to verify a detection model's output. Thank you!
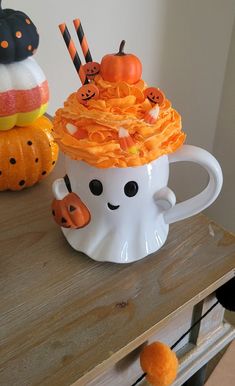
[5, 0, 235, 230]
[206, 18, 235, 231]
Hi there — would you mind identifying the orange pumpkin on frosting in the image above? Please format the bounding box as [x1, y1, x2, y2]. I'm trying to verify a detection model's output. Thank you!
[144, 87, 165, 106]
[83, 61, 100, 80]
[76, 83, 99, 105]
[100, 40, 142, 84]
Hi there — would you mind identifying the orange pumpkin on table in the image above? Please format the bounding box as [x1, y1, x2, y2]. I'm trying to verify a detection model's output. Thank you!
[100, 40, 142, 84]
[0, 116, 58, 191]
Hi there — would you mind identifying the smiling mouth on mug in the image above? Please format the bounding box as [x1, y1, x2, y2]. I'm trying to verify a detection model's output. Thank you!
[107, 203, 120, 210]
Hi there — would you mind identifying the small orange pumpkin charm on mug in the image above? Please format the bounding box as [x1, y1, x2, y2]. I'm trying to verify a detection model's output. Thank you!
[76, 83, 99, 105]
[52, 192, 91, 229]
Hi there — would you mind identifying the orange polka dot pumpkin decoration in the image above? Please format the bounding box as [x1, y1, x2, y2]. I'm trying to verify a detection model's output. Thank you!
[100, 40, 142, 84]
[0, 0, 39, 64]
[0, 116, 58, 191]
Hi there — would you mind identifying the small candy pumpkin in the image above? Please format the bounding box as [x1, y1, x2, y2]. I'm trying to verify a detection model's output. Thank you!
[0, 57, 49, 130]
[144, 87, 165, 106]
[100, 40, 142, 84]
[83, 61, 100, 80]
[76, 83, 99, 105]
[0, 116, 58, 191]
[0, 0, 39, 64]
[52, 192, 91, 229]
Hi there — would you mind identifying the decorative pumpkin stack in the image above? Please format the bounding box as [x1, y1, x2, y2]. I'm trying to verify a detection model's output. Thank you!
[0, 0, 58, 191]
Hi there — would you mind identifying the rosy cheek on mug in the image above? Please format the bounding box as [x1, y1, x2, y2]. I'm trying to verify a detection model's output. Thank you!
[51, 192, 91, 229]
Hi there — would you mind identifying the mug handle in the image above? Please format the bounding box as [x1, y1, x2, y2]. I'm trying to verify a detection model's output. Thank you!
[164, 144, 223, 224]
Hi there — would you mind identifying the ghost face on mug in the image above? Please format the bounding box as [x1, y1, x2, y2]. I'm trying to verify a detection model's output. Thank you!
[66, 157, 169, 225]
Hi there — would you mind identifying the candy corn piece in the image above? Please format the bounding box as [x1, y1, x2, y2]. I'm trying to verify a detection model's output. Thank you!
[144, 104, 160, 124]
[118, 127, 138, 154]
[66, 123, 88, 139]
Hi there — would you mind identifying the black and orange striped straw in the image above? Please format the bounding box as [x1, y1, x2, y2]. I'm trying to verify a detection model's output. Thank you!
[59, 23, 89, 85]
[73, 18, 93, 63]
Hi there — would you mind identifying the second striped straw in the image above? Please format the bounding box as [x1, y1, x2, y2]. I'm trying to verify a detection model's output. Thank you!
[59, 23, 89, 85]
[73, 18, 93, 63]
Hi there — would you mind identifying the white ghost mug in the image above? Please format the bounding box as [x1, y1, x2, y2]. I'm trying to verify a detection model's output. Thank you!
[52, 144, 223, 263]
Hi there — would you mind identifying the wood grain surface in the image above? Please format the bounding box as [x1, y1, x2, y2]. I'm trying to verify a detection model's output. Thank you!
[0, 156, 235, 386]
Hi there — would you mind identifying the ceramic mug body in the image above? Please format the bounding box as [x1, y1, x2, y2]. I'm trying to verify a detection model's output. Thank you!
[53, 145, 223, 263]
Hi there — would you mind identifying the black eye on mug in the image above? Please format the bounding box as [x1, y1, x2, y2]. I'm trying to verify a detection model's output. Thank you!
[89, 179, 103, 196]
[124, 181, 138, 197]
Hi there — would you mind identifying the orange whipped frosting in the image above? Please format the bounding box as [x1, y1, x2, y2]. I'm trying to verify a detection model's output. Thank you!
[53, 75, 186, 168]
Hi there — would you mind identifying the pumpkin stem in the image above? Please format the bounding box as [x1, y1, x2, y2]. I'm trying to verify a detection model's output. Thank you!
[116, 40, 126, 56]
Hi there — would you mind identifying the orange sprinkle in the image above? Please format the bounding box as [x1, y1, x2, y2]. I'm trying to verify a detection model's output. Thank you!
[25, 18, 31, 24]
[16, 31, 22, 38]
[28, 45, 32, 51]
[1, 41, 8, 48]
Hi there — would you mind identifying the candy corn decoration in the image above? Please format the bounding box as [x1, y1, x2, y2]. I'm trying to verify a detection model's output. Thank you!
[66, 123, 88, 139]
[118, 127, 138, 154]
[144, 104, 160, 124]
[73, 18, 93, 62]
[143, 87, 165, 124]
[59, 23, 88, 85]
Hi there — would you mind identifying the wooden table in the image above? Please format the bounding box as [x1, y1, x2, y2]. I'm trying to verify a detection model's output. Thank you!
[1, 156, 235, 386]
